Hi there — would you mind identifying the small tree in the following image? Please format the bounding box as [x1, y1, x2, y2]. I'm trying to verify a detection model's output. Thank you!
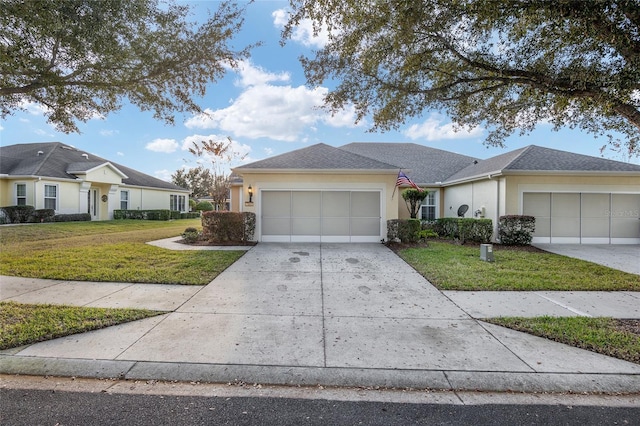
[187, 137, 247, 211]
[402, 189, 428, 219]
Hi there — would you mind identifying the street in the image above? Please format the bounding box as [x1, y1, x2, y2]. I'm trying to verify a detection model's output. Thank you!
[2, 387, 639, 426]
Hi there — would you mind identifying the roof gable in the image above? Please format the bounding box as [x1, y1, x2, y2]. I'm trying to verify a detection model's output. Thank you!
[235, 143, 398, 171]
[0, 142, 187, 191]
[66, 161, 128, 179]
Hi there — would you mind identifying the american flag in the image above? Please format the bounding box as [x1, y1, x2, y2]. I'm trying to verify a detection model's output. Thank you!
[396, 171, 423, 191]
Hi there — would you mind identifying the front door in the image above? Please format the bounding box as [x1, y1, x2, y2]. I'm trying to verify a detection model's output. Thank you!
[88, 188, 99, 220]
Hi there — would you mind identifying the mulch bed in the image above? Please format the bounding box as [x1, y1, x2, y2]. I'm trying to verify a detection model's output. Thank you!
[177, 239, 257, 247]
[385, 239, 546, 254]
[616, 319, 640, 337]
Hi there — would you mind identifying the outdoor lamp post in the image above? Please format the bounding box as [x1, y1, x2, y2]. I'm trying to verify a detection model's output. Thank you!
[248, 185, 253, 203]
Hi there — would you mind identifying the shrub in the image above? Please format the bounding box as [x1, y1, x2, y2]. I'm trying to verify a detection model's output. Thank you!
[113, 210, 171, 220]
[170, 210, 181, 220]
[386, 219, 421, 242]
[180, 212, 201, 219]
[195, 201, 214, 211]
[498, 215, 536, 245]
[53, 213, 91, 222]
[418, 229, 438, 240]
[201, 211, 256, 242]
[433, 218, 493, 244]
[1, 205, 35, 223]
[182, 227, 201, 243]
[32, 209, 55, 223]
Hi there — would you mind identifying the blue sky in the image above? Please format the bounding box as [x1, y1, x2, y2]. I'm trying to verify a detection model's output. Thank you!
[1, 0, 637, 181]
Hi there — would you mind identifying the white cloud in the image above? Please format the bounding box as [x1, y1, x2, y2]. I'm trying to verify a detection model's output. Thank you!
[235, 60, 290, 88]
[264, 147, 274, 156]
[404, 115, 484, 141]
[186, 62, 363, 142]
[145, 138, 179, 153]
[273, 9, 330, 49]
[154, 169, 173, 182]
[100, 129, 118, 136]
[116, 151, 124, 156]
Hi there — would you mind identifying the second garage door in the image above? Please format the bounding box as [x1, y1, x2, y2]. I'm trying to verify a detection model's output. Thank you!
[261, 190, 381, 242]
[523, 192, 640, 244]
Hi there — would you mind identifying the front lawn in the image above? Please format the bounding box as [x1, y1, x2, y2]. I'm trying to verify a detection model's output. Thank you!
[487, 316, 640, 364]
[0, 219, 245, 285]
[0, 301, 163, 350]
[396, 241, 640, 291]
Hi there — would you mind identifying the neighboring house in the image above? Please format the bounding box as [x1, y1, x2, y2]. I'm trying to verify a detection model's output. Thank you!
[0, 142, 190, 220]
[231, 142, 640, 244]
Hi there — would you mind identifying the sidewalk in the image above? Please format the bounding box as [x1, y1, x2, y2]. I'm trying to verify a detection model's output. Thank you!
[1, 243, 639, 394]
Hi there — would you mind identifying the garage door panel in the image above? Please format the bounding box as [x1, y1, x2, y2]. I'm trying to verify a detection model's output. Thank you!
[262, 218, 291, 236]
[322, 192, 350, 217]
[611, 195, 639, 239]
[351, 218, 380, 236]
[523, 192, 550, 217]
[262, 191, 291, 216]
[322, 217, 349, 236]
[292, 218, 321, 235]
[351, 192, 380, 217]
[292, 192, 321, 217]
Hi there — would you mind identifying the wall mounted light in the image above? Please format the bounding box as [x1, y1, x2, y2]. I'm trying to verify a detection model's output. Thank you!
[248, 185, 253, 203]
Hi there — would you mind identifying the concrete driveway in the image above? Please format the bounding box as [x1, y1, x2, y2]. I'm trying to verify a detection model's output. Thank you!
[533, 244, 640, 275]
[3, 243, 639, 392]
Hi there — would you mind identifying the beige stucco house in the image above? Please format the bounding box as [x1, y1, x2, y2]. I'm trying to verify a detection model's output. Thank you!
[232, 143, 640, 244]
[0, 142, 190, 220]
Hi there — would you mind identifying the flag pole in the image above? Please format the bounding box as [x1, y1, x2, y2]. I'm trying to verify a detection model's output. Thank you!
[392, 169, 400, 200]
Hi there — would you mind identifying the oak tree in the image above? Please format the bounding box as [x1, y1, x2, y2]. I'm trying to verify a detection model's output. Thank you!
[0, 0, 251, 133]
[284, 0, 640, 156]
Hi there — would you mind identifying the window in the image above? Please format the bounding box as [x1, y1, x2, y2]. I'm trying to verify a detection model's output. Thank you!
[420, 191, 437, 221]
[44, 184, 57, 210]
[16, 183, 26, 205]
[120, 190, 129, 210]
[170, 194, 186, 212]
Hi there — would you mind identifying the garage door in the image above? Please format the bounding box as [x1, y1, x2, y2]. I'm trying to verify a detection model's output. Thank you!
[523, 192, 640, 244]
[261, 191, 381, 242]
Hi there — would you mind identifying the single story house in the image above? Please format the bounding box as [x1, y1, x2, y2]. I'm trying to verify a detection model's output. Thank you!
[231, 142, 640, 244]
[0, 142, 190, 220]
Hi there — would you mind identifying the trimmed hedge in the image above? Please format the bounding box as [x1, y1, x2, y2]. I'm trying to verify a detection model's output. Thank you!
[201, 211, 256, 242]
[113, 209, 172, 220]
[387, 219, 422, 243]
[1, 205, 35, 223]
[180, 212, 201, 219]
[195, 201, 214, 211]
[33, 209, 56, 223]
[433, 218, 493, 244]
[498, 215, 536, 245]
[54, 213, 91, 222]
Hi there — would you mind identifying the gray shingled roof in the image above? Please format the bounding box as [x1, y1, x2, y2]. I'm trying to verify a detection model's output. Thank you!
[0, 142, 188, 191]
[235, 143, 398, 170]
[445, 145, 640, 182]
[340, 142, 478, 184]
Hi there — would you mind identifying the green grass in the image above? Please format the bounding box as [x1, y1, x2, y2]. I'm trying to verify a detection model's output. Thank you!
[0, 301, 163, 350]
[487, 316, 640, 364]
[0, 219, 245, 285]
[397, 241, 640, 291]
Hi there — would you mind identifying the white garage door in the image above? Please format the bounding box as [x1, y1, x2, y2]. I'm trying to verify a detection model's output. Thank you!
[261, 190, 381, 242]
[523, 192, 640, 244]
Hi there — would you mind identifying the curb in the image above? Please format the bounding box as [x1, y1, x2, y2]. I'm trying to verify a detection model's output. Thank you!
[2, 355, 639, 394]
